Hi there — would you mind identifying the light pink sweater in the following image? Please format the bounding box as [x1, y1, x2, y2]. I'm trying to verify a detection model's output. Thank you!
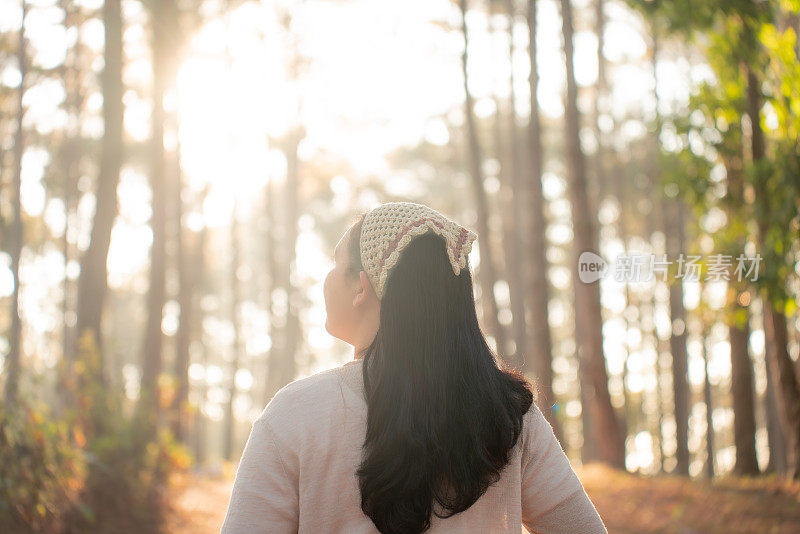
[221, 358, 607, 533]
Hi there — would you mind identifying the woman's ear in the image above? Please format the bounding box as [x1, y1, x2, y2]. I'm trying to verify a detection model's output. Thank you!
[353, 270, 374, 307]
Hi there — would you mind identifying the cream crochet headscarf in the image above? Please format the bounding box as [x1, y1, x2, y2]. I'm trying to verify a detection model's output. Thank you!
[359, 201, 478, 300]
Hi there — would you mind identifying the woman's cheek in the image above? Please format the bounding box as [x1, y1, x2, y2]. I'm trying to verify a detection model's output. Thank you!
[323, 269, 333, 299]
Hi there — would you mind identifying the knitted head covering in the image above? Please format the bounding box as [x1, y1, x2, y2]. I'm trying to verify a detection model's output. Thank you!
[359, 201, 478, 300]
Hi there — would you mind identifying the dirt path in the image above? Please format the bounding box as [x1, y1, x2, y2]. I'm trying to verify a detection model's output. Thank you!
[164, 470, 233, 533]
[164, 464, 800, 533]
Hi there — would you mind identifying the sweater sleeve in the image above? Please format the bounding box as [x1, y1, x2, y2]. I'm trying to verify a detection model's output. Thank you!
[220, 417, 299, 533]
[520, 404, 607, 534]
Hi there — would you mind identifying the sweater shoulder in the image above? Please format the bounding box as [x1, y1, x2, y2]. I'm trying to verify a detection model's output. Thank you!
[254, 362, 354, 429]
[520, 399, 557, 462]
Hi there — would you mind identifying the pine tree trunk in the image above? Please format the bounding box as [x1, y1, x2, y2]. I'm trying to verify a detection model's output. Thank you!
[662, 196, 691, 476]
[224, 205, 242, 459]
[4, 0, 27, 407]
[192, 220, 209, 465]
[74, 0, 123, 387]
[763, 329, 788, 473]
[172, 146, 192, 442]
[503, 0, 527, 367]
[648, 23, 666, 474]
[283, 130, 301, 386]
[267, 129, 303, 399]
[139, 0, 174, 429]
[762, 304, 800, 479]
[592, 0, 608, 209]
[722, 118, 759, 475]
[526, 0, 560, 442]
[59, 0, 86, 391]
[491, 21, 514, 359]
[459, 0, 508, 359]
[610, 149, 632, 450]
[701, 325, 715, 479]
[649, 203, 667, 473]
[730, 319, 759, 474]
[263, 174, 279, 404]
[747, 66, 800, 479]
[560, 0, 625, 468]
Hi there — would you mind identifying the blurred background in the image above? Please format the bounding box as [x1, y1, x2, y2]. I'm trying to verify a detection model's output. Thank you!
[0, 0, 799, 532]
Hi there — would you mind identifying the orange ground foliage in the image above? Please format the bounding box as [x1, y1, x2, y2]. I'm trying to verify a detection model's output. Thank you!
[579, 463, 800, 534]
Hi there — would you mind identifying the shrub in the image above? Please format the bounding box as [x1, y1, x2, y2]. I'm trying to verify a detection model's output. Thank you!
[0, 400, 86, 532]
[0, 331, 193, 533]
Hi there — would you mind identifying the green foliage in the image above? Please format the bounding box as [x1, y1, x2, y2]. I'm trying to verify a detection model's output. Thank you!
[0, 331, 193, 533]
[643, 0, 800, 315]
[0, 400, 86, 532]
[748, 18, 800, 307]
[66, 331, 193, 532]
[622, 0, 717, 36]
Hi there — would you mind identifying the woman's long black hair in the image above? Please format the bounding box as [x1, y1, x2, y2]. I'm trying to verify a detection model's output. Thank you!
[346, 214, 534, 533]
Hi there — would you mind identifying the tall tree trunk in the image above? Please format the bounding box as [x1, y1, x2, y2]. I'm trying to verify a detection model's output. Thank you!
[730, 318, 759, 474]
[192, 220, 209, 465]
[4, 0, 27, 407]
[658, 32, 692, 473]
[645, 163, 667, 473]
[560, 0, 625, 468]
[266, 129, 303, 399]
[59, 0, 85, 382]
[763, 320, 788, 473]
[577, 309, 599, 463]
[224, 204, 242, 459]
[56, 1, 87, 411]
[459, 0, 508, 359]
[655, 338, 667, 473]
[263, 174, 279, 404]
[701, 322, 715, 479]
[525, 0, 560, 442]
[762, 303, 800, 479]
[648, 17, 666, 475]
[490, 10, 513, 357]
[592, 0, 608, 209]
[74, 0, 123, 379]
[172, 145, 192, 441]
[723, 135, 759, 475]
[746, 66, 800, 479]
[611, 145, 632, 449]
[649, 189, 668, 473]
[662, 196, 691, 475]
[139, 0, 175, 429]
[503, 0, 527, 366]
[600, 0, 632, 445]
[601, 0, 634, 450]
[283, 131, 302, 385]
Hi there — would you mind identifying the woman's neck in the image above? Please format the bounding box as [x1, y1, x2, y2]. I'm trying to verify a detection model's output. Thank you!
[353, 345, 368, 360]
